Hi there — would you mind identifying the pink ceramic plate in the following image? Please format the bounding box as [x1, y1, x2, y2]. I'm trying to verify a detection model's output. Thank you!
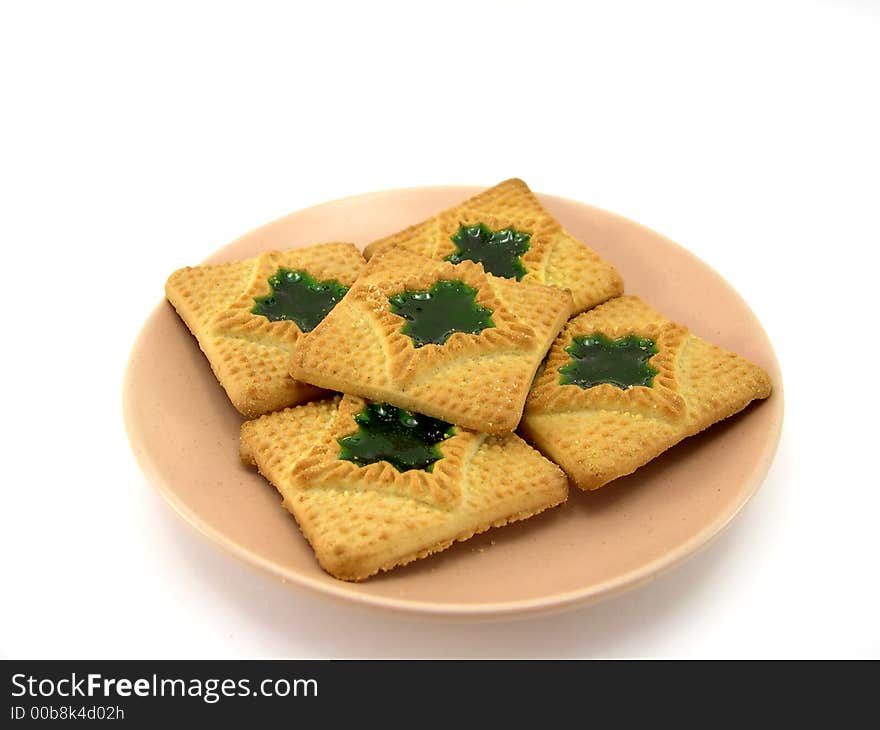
[124, 186, 783, 620]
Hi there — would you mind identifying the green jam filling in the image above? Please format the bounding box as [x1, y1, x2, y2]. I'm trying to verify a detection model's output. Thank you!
[446, 222, 531, 280]
[337, 402, 456, 472]
[389, 279, 495, 348]
[559, 333, 658, 390]
[251, 269, 348, 332]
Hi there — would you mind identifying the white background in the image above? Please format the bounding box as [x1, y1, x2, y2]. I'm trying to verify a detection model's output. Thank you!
[1, 0, 878, 658]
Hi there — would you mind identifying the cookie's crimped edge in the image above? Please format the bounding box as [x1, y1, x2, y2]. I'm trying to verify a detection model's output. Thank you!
[290, 249, 573, 433]
[239, 396, 342, 466]
[519, 295, 774, 490]
[165, 246, 363, 417]
[166, 259, 320, 417]
[518, 410, 679, 492]
[363, 178, 623, 314]
[317, 435, 569, 581]
[323, 499, 567, 582]
[240, 398, 569, 581]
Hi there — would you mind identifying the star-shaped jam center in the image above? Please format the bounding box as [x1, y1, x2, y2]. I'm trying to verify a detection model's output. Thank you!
[446, 223, 531, 280]
[337, 402, 456, 472]
[559, 333, 658, 390]
[251, 269, 349, 332]
[388, 279, 495, 348]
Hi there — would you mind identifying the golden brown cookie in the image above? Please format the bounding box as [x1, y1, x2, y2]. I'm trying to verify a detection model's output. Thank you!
[165, 243, 365, 417]
[520, 295, 772, 490]
[289, 247, 573, 433]
[240, 395, 568, 581]
[363, 178, 623, 315]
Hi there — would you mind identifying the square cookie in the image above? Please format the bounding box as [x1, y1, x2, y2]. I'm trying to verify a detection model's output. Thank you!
[520, 295, 772, 490]
[166, 243, 366, 417]
[290, 247, 573, 433]
[363, 178, 623, 315]
[240, 395, 568, 581]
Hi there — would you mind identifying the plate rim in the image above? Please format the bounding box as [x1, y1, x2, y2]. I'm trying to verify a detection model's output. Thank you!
[123, 184, 784, 621]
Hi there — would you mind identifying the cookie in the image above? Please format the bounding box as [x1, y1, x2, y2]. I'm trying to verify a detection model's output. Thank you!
[240, 395, 568, 581]
[363, 178, 623, 315]
[520, 295, 772, 490]
[165, 243, 366, 417]
[289, 247, 573, 433]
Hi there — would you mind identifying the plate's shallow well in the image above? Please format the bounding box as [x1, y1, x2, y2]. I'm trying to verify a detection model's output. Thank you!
[124, 186, 782, 620]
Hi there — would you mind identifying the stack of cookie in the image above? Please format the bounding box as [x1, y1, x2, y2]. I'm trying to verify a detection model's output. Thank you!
[166, 179, 771, 581]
